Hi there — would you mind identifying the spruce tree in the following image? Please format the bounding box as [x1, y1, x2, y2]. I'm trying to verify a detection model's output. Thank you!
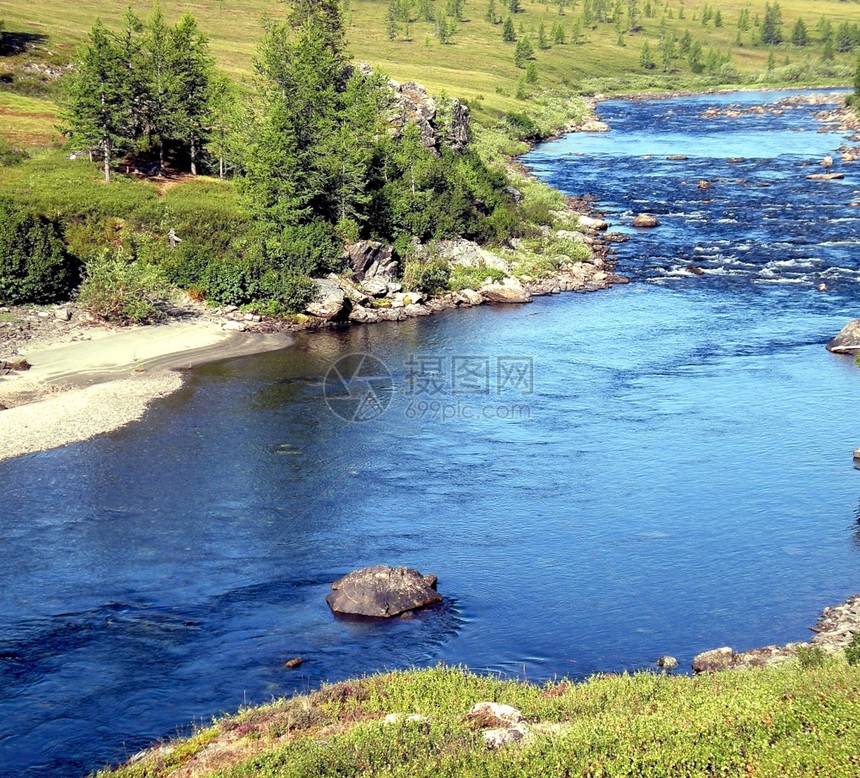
[791, 18, 807, 47]
[141, 4, 178, 173]
[503, 15, 516, 41]
[486, 0, 497, 24]
[387, 0, 399, 40]
[63, 21, 134, 182]
[514, 36, 534, 66]
[640, 39, 655, 68]
[170, 14, 214, 175]
[761, 2, 782, 46]
[538, 21, 550, 49]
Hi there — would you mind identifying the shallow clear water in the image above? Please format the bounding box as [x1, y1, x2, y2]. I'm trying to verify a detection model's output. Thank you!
[2, 90, 860, 776]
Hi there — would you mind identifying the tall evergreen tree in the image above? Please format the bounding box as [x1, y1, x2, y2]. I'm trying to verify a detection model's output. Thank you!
[486, 0, 498, 24]
[503, 15, 517, 41]
[791, 18, 808, 47]
[640, 39, 655, 68]
[141, 4, 178, 173]
[513, 36, 534, 66]
[387, 0, 399, 40]
[761, 2, 782, 46]
[170, 14, 214, 175]
[204, 72, 244, 180]
[63, 21, 134, 182]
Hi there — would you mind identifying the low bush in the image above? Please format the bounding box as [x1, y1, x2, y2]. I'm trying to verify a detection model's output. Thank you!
[77, 249, 172, 324]
[846, 633, 860, 665]
[402, 257, 451, 294]
[0, 199, 80, 304]
[448, 262, 505, 290]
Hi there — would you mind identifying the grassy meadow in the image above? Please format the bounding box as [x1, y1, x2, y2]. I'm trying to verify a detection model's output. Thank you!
[2, 0, 860, 145]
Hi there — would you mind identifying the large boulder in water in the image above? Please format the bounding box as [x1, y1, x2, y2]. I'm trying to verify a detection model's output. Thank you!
[632, 213, 660, 228]
[326, 565, 442, 618]
[826, 319, 860, 353]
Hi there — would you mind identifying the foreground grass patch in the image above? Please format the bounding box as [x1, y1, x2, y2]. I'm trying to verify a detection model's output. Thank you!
[97, 661, 860, 777]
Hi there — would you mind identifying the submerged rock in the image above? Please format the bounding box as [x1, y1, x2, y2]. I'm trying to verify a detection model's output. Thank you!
[806, 172, 845, 180]
[580, 119, 610, 133]
[826, 319, 860, 353]
[326, 565, 442, 618]
[656, 655, 678, 670]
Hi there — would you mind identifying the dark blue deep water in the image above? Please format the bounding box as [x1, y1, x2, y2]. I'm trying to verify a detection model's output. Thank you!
[2, 90, 860, 776]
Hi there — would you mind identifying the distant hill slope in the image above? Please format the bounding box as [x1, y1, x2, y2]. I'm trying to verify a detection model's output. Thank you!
[2, 0, 860, 123]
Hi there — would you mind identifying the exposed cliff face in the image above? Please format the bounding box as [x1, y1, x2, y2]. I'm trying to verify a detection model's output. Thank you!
[389, 79, 471, 154]
[346, 63, 471, 155]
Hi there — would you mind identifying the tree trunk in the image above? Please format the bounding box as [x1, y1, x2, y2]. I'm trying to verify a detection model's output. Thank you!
[190, 133, 197, 176]
[219, 156, 225, 180]
[103, 138, 111, 183]
[159, 139, 165, 176]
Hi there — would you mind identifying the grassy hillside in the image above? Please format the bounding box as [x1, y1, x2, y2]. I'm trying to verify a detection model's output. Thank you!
[2, 0, 860, 145]
[97, 661, 860, 777]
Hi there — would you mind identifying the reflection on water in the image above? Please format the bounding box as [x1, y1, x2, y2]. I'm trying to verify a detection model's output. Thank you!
[1, 91, 860, 776]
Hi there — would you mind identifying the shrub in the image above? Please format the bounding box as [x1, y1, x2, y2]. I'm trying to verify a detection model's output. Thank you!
[0, 199, 80, 304]
[402, 258, 451, 294]
[846, 633, 860, 665]
[77, 250, 172, 324]
[448, 262, 505, 290]
[0, 138, 28, 167]
[797, 645, 829, 669]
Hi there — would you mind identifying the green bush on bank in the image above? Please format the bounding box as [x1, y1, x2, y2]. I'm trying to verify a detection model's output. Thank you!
[77, 249, 172, 324]
[0, 198, 80, 304]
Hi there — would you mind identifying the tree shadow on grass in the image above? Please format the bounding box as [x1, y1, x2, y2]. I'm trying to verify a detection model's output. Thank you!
[0, 32, 48, 57]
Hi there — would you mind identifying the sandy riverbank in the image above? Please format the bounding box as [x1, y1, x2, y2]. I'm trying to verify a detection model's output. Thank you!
[0, 319, 292, 463]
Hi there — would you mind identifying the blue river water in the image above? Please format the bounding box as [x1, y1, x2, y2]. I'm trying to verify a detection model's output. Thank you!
[2, 89, 860, 776]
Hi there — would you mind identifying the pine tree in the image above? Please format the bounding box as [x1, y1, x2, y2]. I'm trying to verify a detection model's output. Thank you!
[509, 0, 521, 13]
[169, 14, 214, 175]
[141, 3, 179, 173]
[418, 0, 434, 21]
[553, 21, 566, 44]
[791, 18, 807, 47]
[640, 39, 655, 68]
[503, 15, 516, 41]
[571, 16, 584, 43]
[714, 10, 722, 28]
[62, 21, 134, 182]
[761, 2, 782, 46]
[387, 0, 399, 40]
[688, 39, 703, 72]
[817, 16, 833, 43]
[538, 21, 550, 49]
[513, 36, 534, 66]
[486, 0, 497, 24]
[766, 47, 775, 70]
[525, 60, 539, 83]
[822, 37, 834, 61]
[204, 72, 243, 180]
[836, 22, 853, 53]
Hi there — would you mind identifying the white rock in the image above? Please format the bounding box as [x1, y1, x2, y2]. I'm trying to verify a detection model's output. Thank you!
[222, 321, 247, 332]
[483, 724, 528, 749]
[467, 702, 524, 727]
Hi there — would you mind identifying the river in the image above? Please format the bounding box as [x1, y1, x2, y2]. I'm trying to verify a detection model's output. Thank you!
[1, 89, 859, 776]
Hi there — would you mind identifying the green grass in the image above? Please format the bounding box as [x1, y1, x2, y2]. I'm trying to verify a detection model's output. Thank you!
[2, 0, 860, 129]
[95, 660, 860, 777]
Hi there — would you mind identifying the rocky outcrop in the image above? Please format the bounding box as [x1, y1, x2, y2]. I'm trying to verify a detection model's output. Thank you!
[346, 241, 399, 282]
[326, 565, 442, 618]
[826, 319, 860, 353]
[306, 278, 349, 321]
[481, 277, 532, 304]
[390, 79, 470, 154]
[632, 213, 660, 228]
[580, 119, 610, 133]
[466, 702, 528, 749]
[436, 239, 511, 274]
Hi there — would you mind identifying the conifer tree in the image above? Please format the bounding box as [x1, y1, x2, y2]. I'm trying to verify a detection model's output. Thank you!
[503, 15, 517, 40]
[387, 0, 399, 40]
[538, 21, 550, 49]
[640, 39, 655, 68]
[486, 0, 497, 24]
[514, 36, 534, 66]
[63, 21, 134, 182]
[141, 4, 178, 173]
[170, 14, 214, 175]
[791, 18, 807, 47]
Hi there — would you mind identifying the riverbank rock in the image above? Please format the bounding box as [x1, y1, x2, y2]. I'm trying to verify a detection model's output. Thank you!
[480, 277, 533, 304]
[580, 119, 610, 133]
[326, 565, 442, 618]
[632, 213, 660, 228]
[347, 241, 399, 281]
[436, 238, 511, 274]
[826, 319, 860, 353]
[691, 647, 734, 674]
[577, 214, 609, 232]
[691, 594, 860, 675]
[306, 278, 349, 321]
